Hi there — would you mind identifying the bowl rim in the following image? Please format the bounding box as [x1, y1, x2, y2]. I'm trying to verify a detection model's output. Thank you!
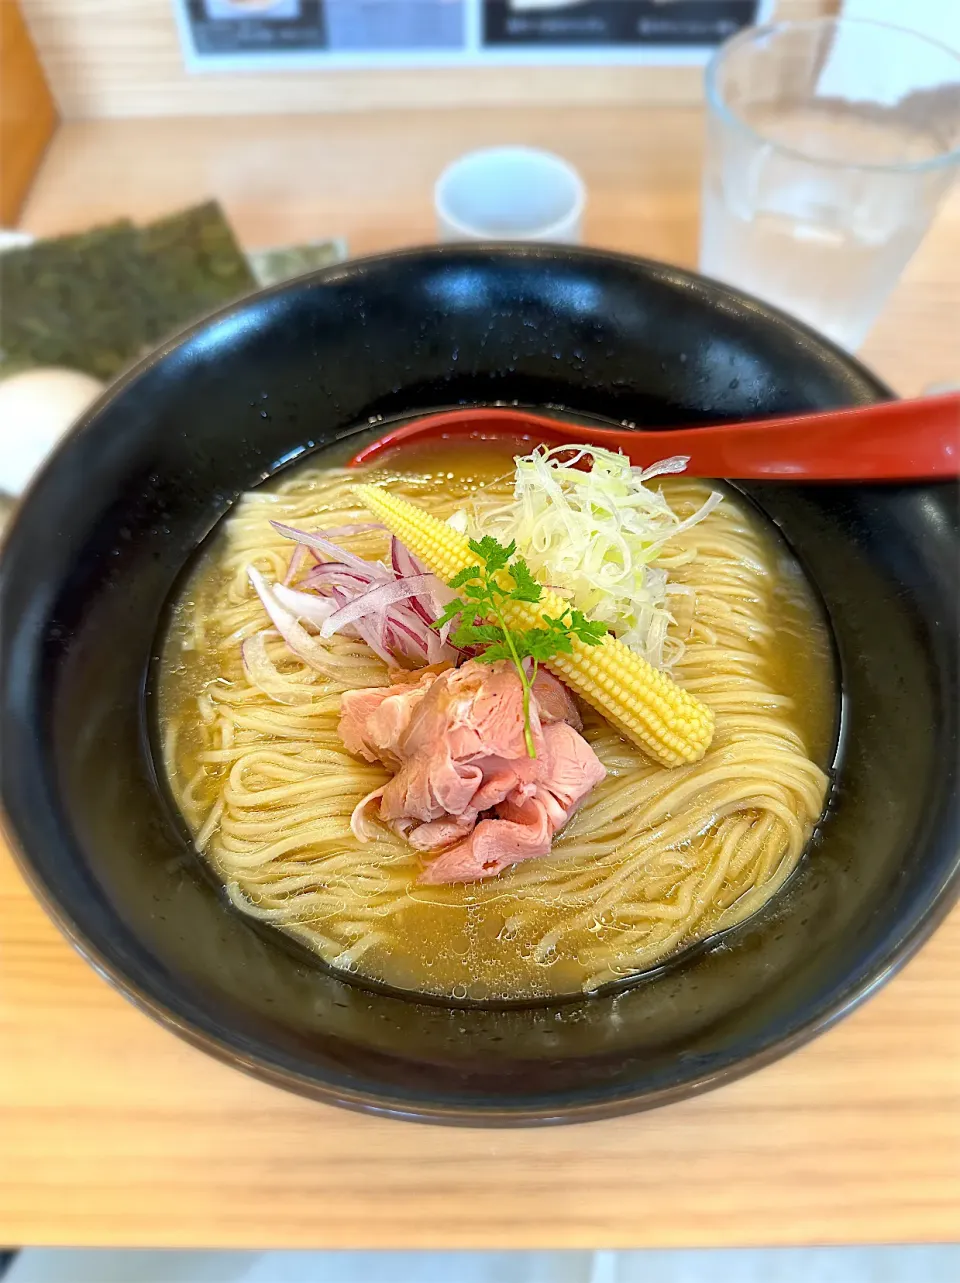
[5, 242, 957, 1126]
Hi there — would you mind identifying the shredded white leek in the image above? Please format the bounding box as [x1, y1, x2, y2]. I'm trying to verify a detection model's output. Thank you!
[477, 445, 723, 670]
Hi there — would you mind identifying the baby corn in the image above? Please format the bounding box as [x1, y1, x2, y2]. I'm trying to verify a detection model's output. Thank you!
[353, 483, 715, 767]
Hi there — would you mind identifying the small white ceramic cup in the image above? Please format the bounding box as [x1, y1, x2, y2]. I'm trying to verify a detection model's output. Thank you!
[434, 146, 586, 244]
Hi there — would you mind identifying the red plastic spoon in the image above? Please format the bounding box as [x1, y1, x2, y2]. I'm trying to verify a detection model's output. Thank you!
[349, 393, 960, 481]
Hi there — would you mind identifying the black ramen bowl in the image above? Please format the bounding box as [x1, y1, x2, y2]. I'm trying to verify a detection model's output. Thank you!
[1, 245, 958, 1124]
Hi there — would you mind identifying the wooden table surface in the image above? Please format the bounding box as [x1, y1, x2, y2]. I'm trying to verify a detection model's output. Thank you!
[2, 107, 959, 1250]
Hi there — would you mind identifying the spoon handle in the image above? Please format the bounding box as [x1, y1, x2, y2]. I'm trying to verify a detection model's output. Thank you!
[350, 393, 960, 481]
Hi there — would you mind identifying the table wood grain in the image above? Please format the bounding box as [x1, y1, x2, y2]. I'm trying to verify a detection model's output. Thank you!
[3, 106, 959, 1250]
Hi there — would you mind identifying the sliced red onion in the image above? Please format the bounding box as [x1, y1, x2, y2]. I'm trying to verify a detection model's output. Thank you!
[282, 542, 310, 586]
[320, 574, 439, 638]
[427, 630, 457, 664]
[247, 567, 340, 674]
[316, 585, 395, 665]
[391, 537, 426, 580]
[391, 539, 434, 626]
[436, 618, 454, 647]
[393, 537, 456, 619]
[272, 583, 339, 629]
[270, 521, 381, 576]
[349, 616, 396, 666]
[427, 576, 457, 614]
[387, 614, 431, 657]
[253, 525, 464, 673]
[300, 563, 376, 592]
[390, 538, 438, 628]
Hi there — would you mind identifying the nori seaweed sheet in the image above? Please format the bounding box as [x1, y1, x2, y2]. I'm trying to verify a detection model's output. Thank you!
[135, 201, 258, 343]
[0, 201, 257, 380]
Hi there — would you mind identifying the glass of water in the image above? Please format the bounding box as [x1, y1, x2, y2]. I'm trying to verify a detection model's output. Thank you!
[700, 18, 960, 350]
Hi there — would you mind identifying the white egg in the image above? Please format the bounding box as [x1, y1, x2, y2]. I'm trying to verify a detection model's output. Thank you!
[0, 367, 104, 495]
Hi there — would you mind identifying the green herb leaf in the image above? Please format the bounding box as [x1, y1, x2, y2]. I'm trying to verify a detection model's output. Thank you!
[448, 565, 481, 589]
[468, 535, 515, 572]
[428, 534, 609, 758]
[524, 628, 574, 661]
[570, 612, 608, 645]
[464, 623, 506, 644]
[475, 643, 512, 664]
[434, 598, 467, 628]
[509, 557, 543, 603]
